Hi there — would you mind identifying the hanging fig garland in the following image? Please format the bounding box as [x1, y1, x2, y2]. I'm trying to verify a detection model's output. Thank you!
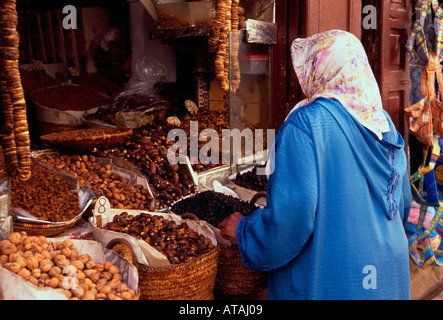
[0, 0, 31, 181]
[209, 0, 243, 94]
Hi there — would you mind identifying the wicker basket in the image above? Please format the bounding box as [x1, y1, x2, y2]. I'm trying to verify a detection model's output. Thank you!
[107, 238, 220, 300]
[29, 84, 110, 137]
[35, 119, 85, 137]
[13, 214, 84, 237]
[176, 194, 268, 295]
[213, 192, 268, 295]
[40, 127, 133, 152]
[215, 244, 267, 295]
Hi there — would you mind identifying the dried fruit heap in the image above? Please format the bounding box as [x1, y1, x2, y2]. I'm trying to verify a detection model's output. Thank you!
[106, 212, 216, 264]
[179, 107, 230, 173]
[0, 0, 31, 181]
[11, 160, 80, 222]
[38, 154, 155, 211]
[232, 165, 268, 192]
[100, 123, 197, 210]
[170, 190, 258, 227]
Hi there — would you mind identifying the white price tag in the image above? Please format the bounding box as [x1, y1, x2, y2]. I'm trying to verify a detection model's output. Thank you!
[93, 196, 111, 228]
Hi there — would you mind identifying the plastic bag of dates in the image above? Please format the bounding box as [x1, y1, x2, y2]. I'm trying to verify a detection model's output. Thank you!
[0, 232, 139, 300]
[89, 197, 217, 268]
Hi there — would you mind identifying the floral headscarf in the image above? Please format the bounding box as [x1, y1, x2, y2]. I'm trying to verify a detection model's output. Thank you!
[289, 30, 390, 140]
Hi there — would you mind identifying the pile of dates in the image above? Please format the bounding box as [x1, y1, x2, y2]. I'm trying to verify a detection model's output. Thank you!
[232, 165, 268, 192]
[100, 123, 197, 210]
[106, 212, 215, 264]
[170, 191, 258, 227]
[179, 108, 230, 173]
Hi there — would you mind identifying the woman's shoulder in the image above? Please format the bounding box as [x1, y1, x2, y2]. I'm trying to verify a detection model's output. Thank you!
[285, 98, 340, 130]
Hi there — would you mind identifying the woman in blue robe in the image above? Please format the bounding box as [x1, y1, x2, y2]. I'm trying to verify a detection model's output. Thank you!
[219, 30, 412, 300]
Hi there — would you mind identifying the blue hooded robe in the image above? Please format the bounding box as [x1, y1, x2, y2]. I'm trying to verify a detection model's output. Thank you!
[236, 98, 412, 300]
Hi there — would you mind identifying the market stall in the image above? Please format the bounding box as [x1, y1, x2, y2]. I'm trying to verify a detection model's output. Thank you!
[2, 0, 440, 301]
[0, 0, 277, 301]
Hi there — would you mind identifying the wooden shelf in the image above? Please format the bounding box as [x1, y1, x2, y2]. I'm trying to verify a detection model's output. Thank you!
[150, 20, 277, 45]
[150, 25, 211, 41]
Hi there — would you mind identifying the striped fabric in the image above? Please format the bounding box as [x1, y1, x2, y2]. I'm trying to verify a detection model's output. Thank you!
[409, 138, 443, 267]
[405, 63, 436, 147]
[433, 66, 443, 137]
[407, 0, 443, 68]
[410, 67, 423, 105]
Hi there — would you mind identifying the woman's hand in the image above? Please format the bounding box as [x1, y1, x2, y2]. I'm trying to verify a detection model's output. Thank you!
[218, 212, 244, 240]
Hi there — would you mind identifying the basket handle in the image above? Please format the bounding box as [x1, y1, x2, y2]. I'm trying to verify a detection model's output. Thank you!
[250, 191, 267, 205]
[106, 238, 138, 266]
[180, 212, 200, 221]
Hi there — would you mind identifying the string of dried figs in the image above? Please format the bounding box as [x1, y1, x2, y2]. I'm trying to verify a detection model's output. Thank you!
[209, 0, 242, 93]
[0, 0, 31, 182]
[0, 232, 137, 300]
[37, 154, 155, 211]
[223, 0, 232, 90]
[208, 0, 227, 54]
[215, 23, 229, 93]
[230, 0, 241, 92]
[106, 212, 215, 264]
[99, 123, 197, 210]
[11, 159, 80, 222]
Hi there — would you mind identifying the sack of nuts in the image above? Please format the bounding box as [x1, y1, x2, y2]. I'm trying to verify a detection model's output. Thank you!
[0, 232, 139, 300]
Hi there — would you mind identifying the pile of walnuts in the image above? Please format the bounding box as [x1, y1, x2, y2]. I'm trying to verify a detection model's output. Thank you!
[0, 232, 137, 300]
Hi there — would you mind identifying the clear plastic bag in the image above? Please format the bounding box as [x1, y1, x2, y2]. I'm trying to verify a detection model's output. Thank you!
[107, 55, 172, 127]
[120, 55, 168, 98]
[242, 0, 275, 22]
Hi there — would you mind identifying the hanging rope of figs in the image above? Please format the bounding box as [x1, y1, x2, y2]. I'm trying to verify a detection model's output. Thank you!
[0, 0, 32, 182]
[208, 0, 243, 94]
